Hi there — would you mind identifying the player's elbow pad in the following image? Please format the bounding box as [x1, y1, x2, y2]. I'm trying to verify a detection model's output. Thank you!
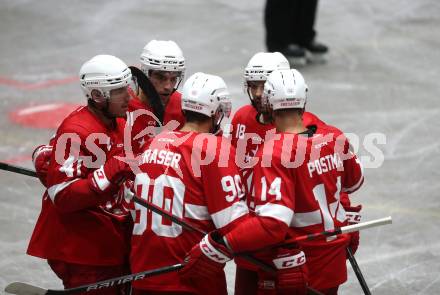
[225, 216, 289, 253]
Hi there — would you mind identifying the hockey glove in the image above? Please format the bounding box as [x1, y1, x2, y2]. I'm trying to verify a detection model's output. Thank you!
[32, 144, 53, 187]
[179, 231, 232, 290]
[88, 154, 133, 195]
[258, 247, 308, 295]
[345, 204, 362, 255]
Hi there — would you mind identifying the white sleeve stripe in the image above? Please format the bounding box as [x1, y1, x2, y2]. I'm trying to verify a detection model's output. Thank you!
[211, 201, 249, 229]
[47, 178, 80, 202]
[255, 203, 293, 227]
[342, 175, 364, 193]
[290, 209, 321, 227]
[184, 203, 211, 220]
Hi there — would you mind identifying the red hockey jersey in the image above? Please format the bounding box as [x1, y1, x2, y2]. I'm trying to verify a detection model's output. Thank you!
[252, 126, 364, 289]
[127, 90, 185, 156]
[230, 105, 325, 160]
[27, 106, 131, 266]
[130, 131, 249, 292]
[230, 104, 328, 196]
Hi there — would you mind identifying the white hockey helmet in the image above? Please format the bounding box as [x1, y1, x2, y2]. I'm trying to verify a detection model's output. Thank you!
[244, 52, 290, 85]
[263, 69, 308, 111]
[140, 40, 185, 76]
[181, 72, 232, 120]
[79, 55, 132, 102]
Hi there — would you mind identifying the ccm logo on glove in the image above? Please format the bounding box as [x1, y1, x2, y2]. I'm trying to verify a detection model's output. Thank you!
[273, 251, 306, 269]
[199, 235, 231, 263]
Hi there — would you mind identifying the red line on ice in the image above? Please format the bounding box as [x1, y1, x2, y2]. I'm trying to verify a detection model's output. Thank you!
[0, 76, 78, 90]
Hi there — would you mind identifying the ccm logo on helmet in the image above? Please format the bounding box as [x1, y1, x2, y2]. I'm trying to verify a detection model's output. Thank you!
[249, 70, 265, 74]
[85, 81, 100, 85]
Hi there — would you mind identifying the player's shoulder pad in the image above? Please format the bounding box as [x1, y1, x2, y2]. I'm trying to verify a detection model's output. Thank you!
[232, 104, 255, 122]
[303, 111, 326, 127]
[55, 106, 103, 141]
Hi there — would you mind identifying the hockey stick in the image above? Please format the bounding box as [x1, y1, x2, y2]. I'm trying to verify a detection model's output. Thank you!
[132, 196, 275, 273]
[293, 216, 392, 243]
[4, 263, 183, 295]
[347, 247, 371, 295]
[132, 196, 324, 295]
[248, 216, 392, 253]
[0, 162, 392, 246]
[129, 66, 165, 124]
[0, 166, 322, 295]
[0, 162, 37, 178]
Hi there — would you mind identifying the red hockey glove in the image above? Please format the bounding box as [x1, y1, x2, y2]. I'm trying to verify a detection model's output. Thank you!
[345, 204, 362, 255]
[88, 154, 133, 195]
[179, 232, 232, 290]
[258, 247, 308, 295]
[32, 145, 53, 187]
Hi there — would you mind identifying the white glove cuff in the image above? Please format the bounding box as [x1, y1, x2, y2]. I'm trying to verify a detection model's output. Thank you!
[92, 166, 111, 192]
[199, 234, 231, 263]
[273, 251, 306, 269]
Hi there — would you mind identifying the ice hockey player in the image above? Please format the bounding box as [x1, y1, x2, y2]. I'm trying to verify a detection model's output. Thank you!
[179, 69, 364, 295]
[230, 51, 328, 294]
[231, 52, 327, 190]
[32, 40, 186, 187]
[27, 55, 135, 294]
[129, 72, 248, 295]
[127, 40, 186, 155]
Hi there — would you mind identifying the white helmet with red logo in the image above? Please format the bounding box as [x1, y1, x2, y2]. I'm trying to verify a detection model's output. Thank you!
[79, 55, 132, 102]
[263, 69, 308, 110]
[181, 72, 231, 120]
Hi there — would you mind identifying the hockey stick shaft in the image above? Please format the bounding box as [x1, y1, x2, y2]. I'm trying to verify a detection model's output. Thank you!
[132, 196, 277, 274]
[0, 163, 391, 247]
[132, 197, 324, 295]
[129, 66, 164, 124]
[1, 165, 325, 294]
[0, 162, 37, 178]
[133, 196, 205, 235]
[347, 247, 371, 295]
[247, 216, 392, 253]
[290, 216, 392, 244]
[5, 264, 183, 295]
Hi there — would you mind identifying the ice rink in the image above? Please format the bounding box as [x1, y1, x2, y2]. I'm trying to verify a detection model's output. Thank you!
[1, 0, 439, 294]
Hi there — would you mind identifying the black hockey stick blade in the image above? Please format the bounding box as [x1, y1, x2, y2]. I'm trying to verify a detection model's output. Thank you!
[5, 263, 183, 295]
[5, 282, 46, 295]
[129, 66, 164, 124]
[347, 247, 372, 295]
[0, 162, 37, 178]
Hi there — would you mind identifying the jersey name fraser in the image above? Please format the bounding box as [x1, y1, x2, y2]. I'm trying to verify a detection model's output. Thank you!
[140, 148, 182, 169]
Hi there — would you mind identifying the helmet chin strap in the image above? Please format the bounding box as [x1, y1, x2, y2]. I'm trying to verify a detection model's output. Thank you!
[170, 77, 183, 96]
[247, 89, 258, 110]
[211, 111, 225, 135]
